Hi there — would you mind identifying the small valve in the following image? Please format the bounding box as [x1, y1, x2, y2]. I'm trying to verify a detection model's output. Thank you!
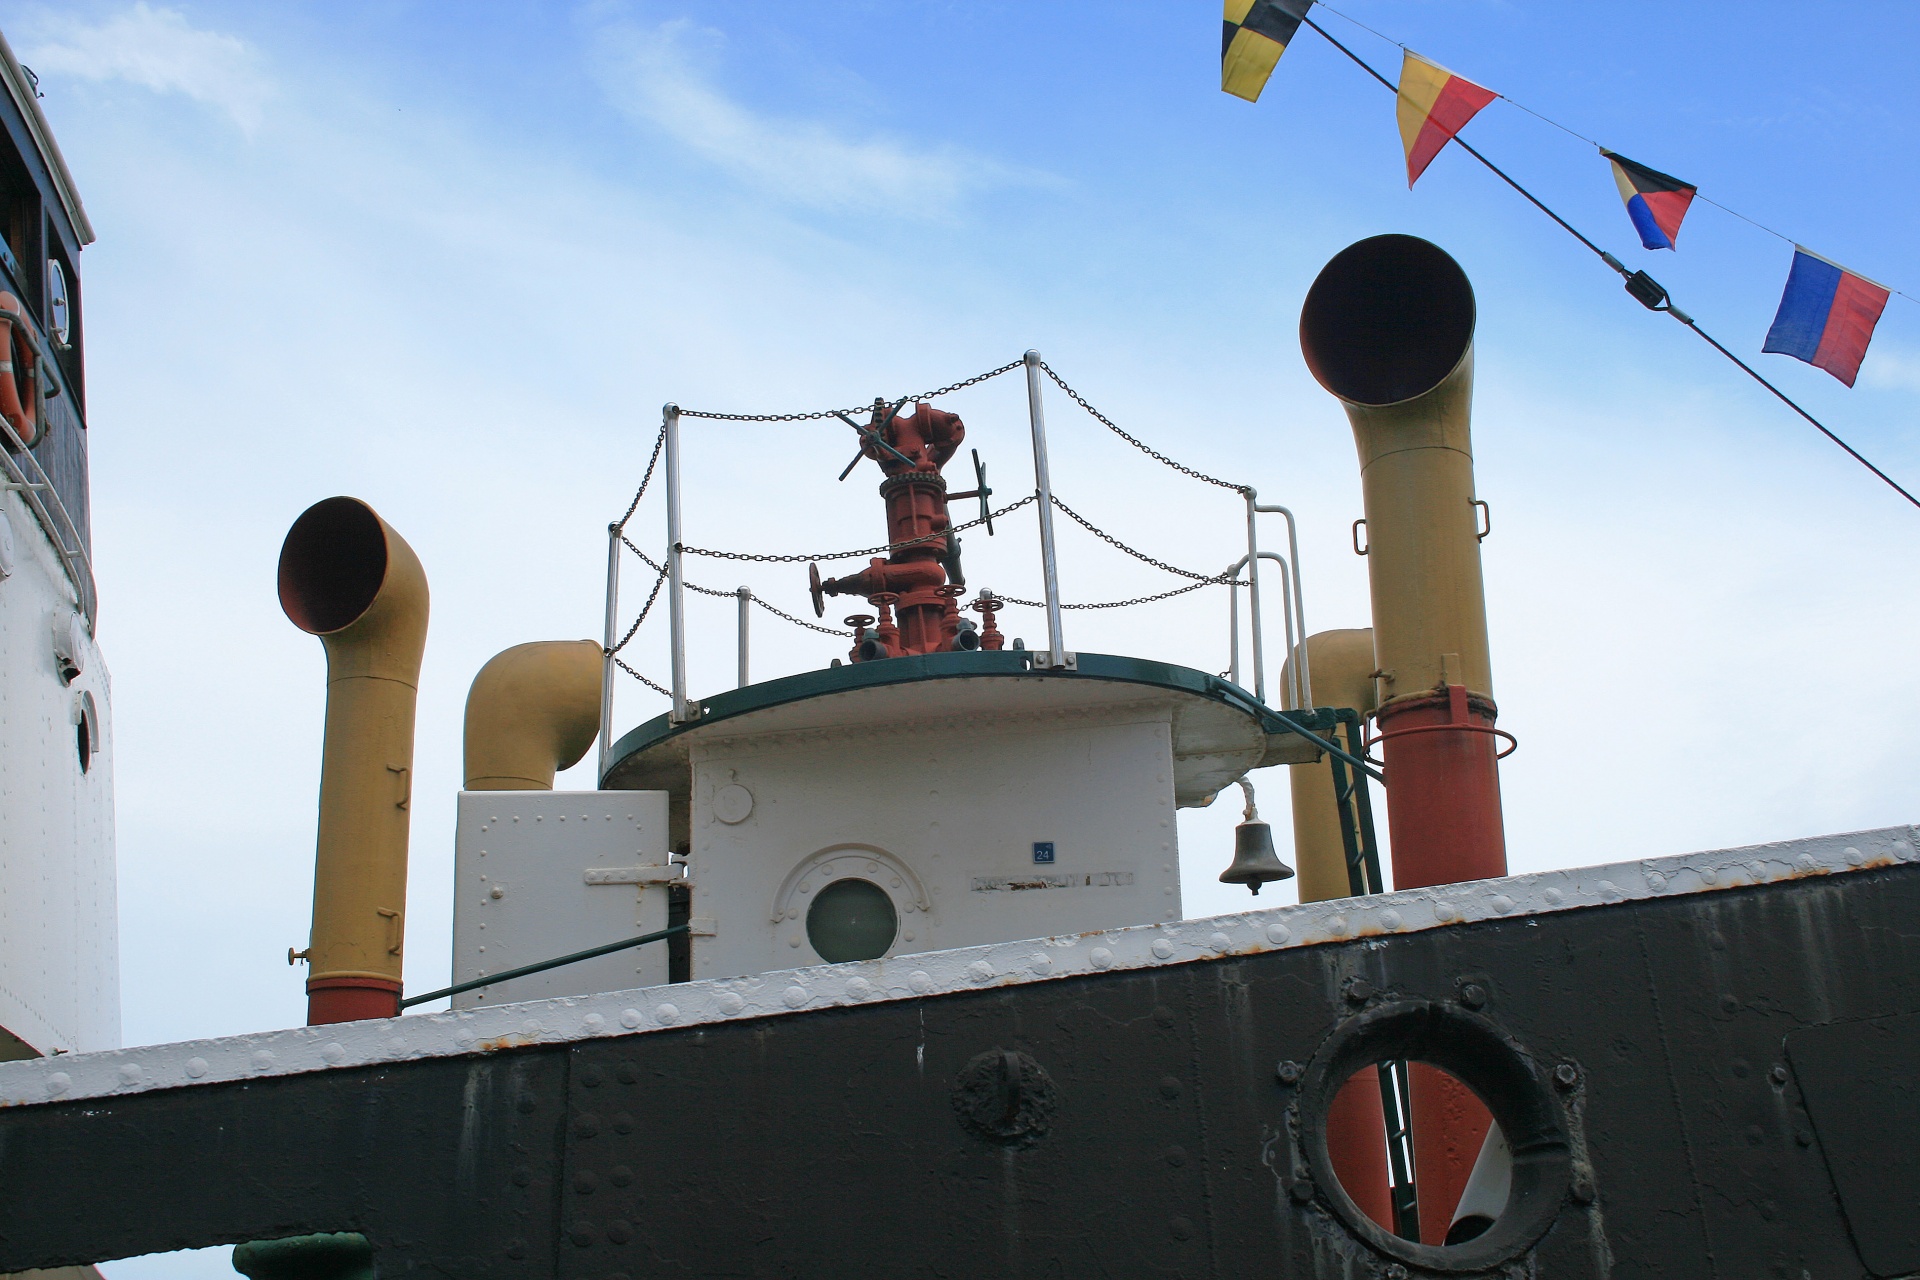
[969, 591, 1005, 652]
[843, 613, 876, 665]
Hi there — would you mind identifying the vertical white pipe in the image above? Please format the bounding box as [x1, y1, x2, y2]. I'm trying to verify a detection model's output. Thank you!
[1228, 564, 1241, 687]
[736, 587, 751, 689]
[1022, 351, 1067, 666]
[664, 404, 689, 721]
[1260, 552, 1297, 708]
[1226, 553, 1249, 688]
[1244, 490, 1267, 702]
[597, 523, 621, 777]
[1256, 503, 1312, 707]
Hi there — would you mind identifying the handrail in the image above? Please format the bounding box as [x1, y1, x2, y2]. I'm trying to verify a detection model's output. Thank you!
[399, 923, 690, 1009]
[1248, 495, 1310, 708]
[1227, 551, 1296, 705]
[0, 410, 95, 631]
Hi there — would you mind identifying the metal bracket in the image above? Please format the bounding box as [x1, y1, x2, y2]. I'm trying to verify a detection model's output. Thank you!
[584, 866, 687, 887]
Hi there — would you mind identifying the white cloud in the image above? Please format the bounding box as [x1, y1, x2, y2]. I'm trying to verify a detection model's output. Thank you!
[589, 16, 1010, 217]
[23, 3, 270, 132]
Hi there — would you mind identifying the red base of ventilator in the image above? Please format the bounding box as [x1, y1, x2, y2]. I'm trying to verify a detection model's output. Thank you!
[307, 976, 401, 1026]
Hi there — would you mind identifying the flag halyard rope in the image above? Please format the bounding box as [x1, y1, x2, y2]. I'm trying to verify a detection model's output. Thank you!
[1299, 13, 1920, 512]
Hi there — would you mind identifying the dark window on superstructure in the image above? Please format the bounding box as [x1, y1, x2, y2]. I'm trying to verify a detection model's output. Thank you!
[0, 149, 39, 312]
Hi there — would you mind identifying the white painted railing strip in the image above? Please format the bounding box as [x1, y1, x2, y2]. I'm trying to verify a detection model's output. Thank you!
[5, 825, 1912, 1109]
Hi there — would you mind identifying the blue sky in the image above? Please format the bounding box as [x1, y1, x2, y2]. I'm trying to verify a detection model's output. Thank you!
[14, 3, 1918, 1271]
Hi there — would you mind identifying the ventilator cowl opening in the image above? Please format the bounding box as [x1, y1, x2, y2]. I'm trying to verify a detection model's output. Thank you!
[278, 497, 390, 635]
[1300, 234, 1476, 407]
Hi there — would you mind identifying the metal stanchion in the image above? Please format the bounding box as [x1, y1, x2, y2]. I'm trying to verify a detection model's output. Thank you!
[1021, 351, 1069, 668]
[597, 523, 620, 776]
[736, 587, 751, 688]
[664, 404, 692, 722]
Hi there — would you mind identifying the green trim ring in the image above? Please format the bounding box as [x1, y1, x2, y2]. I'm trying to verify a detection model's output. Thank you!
[600, 650, 1379, 787]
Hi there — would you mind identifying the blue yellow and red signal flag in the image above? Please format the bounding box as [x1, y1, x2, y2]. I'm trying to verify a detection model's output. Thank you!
[1600, 150, 1696, 251]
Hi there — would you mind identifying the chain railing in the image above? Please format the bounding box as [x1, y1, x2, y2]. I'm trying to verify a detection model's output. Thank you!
[1000, 569, 1245, 613]
[1048, 494, 1223, 582]
[611, 421, 668, 532]
[679, 492, 1039, 565]
[1037, 359, 1247, 494]
[674, 359, 1024, 423]
[600, 355, 1302, 734]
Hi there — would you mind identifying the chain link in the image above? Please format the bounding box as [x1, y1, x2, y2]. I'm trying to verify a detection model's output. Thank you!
[675, 359, 1024, 423]
[752, 593, 842, 636]
[612, 656, 672, 696]
[616, 535, 843, 638]
[605, 562, 668, 657]
[1000, 571, 1242, 612]
[1048, 494, 1219, 581]
[612, 421, 669, 532]
[1038, 360, 1246, 493]
[682, 492, 1038, 564]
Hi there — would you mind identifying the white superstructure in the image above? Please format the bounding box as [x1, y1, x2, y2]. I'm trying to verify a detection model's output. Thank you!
[0, 26, 118, 1061]
[0, 493, 116, 1057]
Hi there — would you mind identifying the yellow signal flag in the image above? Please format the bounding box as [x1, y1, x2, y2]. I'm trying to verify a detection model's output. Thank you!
[1222, 0, 1314, 102]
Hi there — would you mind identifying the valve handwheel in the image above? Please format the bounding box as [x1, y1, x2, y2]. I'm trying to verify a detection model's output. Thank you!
[809, 561, 826, 617]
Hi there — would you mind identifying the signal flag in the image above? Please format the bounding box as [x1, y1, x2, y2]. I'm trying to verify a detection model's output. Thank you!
[1397, 51, 1496, 187]
[1763, 248, 1890, 387]
[1222, 0, 1314, 103]
[1601, 150, 1696, 251]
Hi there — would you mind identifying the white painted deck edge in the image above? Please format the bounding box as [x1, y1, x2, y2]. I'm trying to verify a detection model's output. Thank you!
[6, 824, 1914, 1108]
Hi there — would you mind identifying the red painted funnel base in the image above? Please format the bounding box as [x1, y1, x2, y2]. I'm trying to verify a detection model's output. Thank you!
[307, 976, 401, 1026]
[1376, 685, 1506, 892]
[1376, 684, 1507, 1239]
[1327, 1071, 1394, 1230]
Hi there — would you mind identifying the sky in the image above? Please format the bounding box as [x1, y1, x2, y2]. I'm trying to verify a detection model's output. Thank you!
[11, 2, 1919, 1273]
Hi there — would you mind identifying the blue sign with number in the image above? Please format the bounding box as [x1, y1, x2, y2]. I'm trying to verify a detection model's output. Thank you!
[1033, 842, 1055, 864]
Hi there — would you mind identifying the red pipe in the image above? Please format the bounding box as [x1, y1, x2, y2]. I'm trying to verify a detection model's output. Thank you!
[818, 402, 967, 656]
[1376, 685, 1506, 889]
[308, 975, 400, 1025]
[1376, 683, 1505, 1240]
[1328, 1072, 1395, 1230]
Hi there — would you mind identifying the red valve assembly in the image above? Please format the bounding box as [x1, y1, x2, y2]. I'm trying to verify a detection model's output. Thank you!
[808, 399, 998, 662]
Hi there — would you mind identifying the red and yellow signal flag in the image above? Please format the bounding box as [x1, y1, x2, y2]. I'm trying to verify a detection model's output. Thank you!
[1396, 51, 1496, 186]
[1222, 0, 1314, 103]
[1601, 150, 1696, 251]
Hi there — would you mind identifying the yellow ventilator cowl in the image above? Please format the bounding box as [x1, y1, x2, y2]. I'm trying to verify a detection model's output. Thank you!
[279, 497, 429, 1025]
[1300, 233, 1491, 708]
[463, 640, 603, 791]
[1283, 628, 1378, 906]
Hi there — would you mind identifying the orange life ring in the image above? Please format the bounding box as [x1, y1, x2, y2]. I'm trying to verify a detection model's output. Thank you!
[0, 293, 39, 446]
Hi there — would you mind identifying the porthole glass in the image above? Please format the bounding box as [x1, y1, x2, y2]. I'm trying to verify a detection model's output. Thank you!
[47, 259, 70, 346]
[806, 878, 897, 963]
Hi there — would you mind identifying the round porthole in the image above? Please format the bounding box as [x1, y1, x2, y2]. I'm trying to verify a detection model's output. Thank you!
[74, 689, 97, 773]
[1295, 1000, 1573, 1273]
[48, 259, 72, 347]
[806, 878, 898, 963]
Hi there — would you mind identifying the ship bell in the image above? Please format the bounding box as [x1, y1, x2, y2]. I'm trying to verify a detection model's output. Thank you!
[1219, 779, 1294, 894]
